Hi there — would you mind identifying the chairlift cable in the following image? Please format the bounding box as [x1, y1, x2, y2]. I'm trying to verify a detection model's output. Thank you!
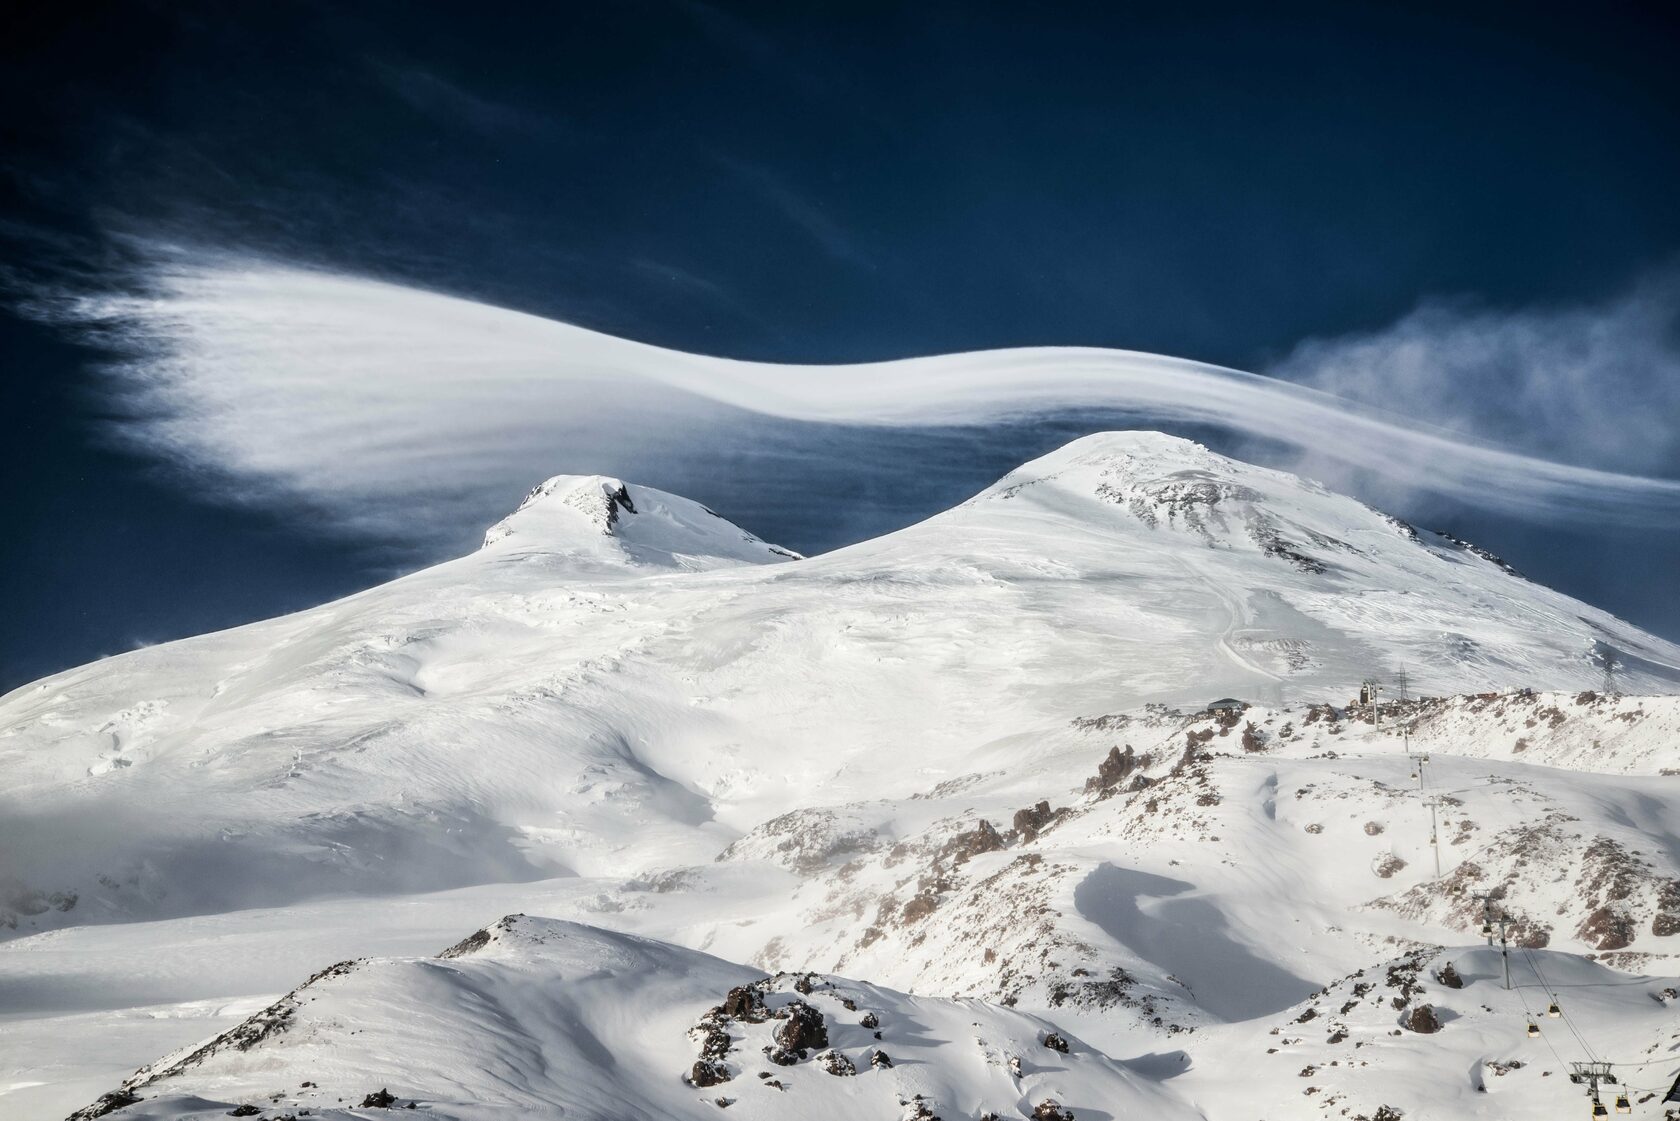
[1520, 946, 1600, 1064]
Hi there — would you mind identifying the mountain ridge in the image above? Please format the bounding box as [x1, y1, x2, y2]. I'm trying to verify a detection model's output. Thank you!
[7, 431, 1680, 1120]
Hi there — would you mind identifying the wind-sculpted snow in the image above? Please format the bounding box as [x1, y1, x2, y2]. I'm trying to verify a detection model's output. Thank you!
[68, 916, 1195, 1121]
[6, 433, 1680, 1120]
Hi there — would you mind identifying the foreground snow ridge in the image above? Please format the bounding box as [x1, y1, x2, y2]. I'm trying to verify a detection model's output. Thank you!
[69, 915, 1190, 1121]
[6, 431, 1680, 1121]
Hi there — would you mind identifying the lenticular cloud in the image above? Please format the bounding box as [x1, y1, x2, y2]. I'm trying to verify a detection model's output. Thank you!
[38, 255, 1680, 546]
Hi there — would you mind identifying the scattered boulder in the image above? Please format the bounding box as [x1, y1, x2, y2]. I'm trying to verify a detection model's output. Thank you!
[942, 818, 1008, 865]
[859, 1011, 880, 1029]
[819, 1050, 857, 1076]
[774, 1000, 829, 1053]
[1032, 1100, 1075, 1121]
[1042, 1031, 1070, 1053]
[228, 1108, 261, 1118]
[69, 1088, 143, 1119]
[1013, 801, 1066, 843]
[901, 892, 940, 924]
[1085, 745, 1139, 793]
[870, 1049, 893, 1069]
[1373, 854, 1406, 879]
[1405, 1005, 1442, 1034]
[723, 985, 767, 1021]
[360, 1089, 400, 1108]
[1364, 821, 1385, 836]
[1437, 962, 1464, 989]
[690, 1059, 732, 1087]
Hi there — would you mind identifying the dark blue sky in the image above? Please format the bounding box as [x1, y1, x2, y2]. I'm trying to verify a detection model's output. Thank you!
[3, 1, 1679, 691]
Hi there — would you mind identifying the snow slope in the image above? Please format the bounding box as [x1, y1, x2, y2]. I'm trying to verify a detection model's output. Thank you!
[67, 914, 1196, 1121]
[6, 432, 1680, 1121]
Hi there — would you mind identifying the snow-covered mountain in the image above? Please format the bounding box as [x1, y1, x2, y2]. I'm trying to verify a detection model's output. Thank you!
[5, 432, 1680, 1121]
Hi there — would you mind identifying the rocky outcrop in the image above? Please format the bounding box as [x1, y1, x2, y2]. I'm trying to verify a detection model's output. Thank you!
[774, 1000, 829, 1054]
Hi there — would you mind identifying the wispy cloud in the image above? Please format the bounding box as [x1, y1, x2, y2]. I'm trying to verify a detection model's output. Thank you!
[1270, 268, 1680, 476]
[711, 155, 875, 270]
[22, 250, 1680, 558]
[368, 59, 564, 139]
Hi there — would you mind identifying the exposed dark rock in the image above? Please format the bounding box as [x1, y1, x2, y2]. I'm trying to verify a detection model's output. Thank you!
[819, 1050, 857, 1076]
[774, 1000, 829, 1053]
[228, 1108, 261, 1117]
[859, 1011, 880, 1029]
[696, 1025, 731, 1059]
[1437, 962, 1464, 989]
[438, 928, 491, 958]
[67, 1089, 144, 1120]
[690, 1059, 732, 1087]
[1405, 1005, 1442, 1034]
[1032, 1100, 1076, 1121]
[1042, 1031, 1070, 1053]
[1085, 745, 1139, 793]
[942, 818, 1008, 865]
[722, 985, 768, 1022]
[901, 892, 939, 924]
[1374, 854, 1406, 879]
[870, 1049, 893, 1069]
[360, 1089, 399, 1108]
[1013, 801, 1067, 843]
[1654, 881, 1680, 937]
[1580, 906, 1634, 950]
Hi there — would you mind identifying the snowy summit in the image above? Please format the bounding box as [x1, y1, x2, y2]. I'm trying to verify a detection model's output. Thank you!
[4, 432, 1680, 1121]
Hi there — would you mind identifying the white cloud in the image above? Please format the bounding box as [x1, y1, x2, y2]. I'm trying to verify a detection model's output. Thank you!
[33, 253, 1680, 552]
[1271, 269, 1680, 475]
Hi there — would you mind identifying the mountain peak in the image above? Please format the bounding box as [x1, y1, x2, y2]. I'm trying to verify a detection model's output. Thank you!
[481, 474, 800, 570]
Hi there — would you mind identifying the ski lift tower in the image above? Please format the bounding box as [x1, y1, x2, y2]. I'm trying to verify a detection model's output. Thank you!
[1569, 1062, 1618, 1118]
[1359, 679, 1383, 725]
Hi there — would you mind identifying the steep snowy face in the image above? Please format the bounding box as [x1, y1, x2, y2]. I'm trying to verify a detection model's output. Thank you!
[481, 475, 800, 570]
[851, 430, 1680, 701]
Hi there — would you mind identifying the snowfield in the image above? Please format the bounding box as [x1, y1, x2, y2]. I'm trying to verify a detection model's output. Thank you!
[4, 432, 1680, 1121]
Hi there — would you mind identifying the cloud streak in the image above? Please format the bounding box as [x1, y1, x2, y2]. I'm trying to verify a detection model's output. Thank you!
[1271, 268, 1680, 476]
[27, 252, 1680, 556]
